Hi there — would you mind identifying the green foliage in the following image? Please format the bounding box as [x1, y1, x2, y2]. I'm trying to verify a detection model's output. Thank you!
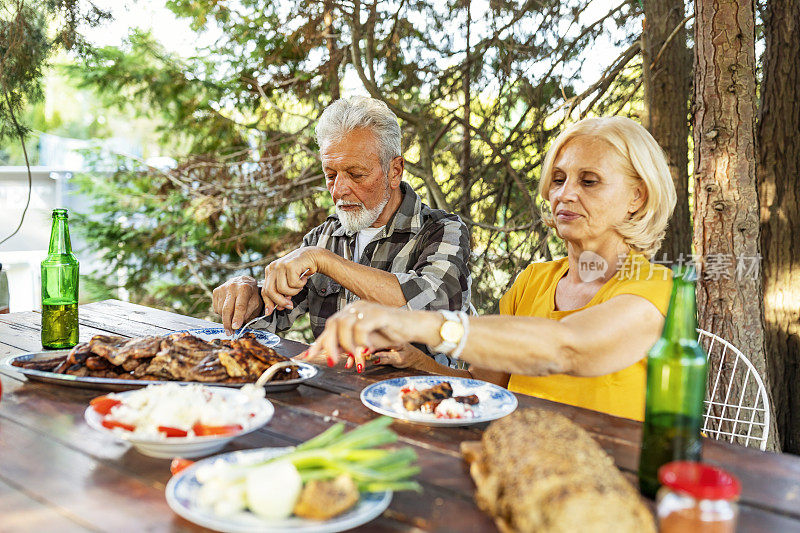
[64, 0, 643, 329]
[0, 1, 110, 142]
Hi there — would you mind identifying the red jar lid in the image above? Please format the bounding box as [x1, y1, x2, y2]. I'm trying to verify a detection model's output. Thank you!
[658, 461, 741, 500]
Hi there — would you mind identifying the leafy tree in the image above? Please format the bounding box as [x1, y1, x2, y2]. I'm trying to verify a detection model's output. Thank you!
[0, 0, 109, 243]
[71, 1, 643, 335]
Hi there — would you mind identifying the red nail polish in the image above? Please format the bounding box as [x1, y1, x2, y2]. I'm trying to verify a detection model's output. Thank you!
[357, 364, 363, 373]
[327, 357, 334, 367]
[361, 347, 369, 355]
[373, 358, 380, 364]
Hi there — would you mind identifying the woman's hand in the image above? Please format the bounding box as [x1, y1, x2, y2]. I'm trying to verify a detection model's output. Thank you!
[300, 301, 413, 371]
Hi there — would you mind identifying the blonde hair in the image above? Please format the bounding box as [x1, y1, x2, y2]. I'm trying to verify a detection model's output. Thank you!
[538, 116, 677, 258]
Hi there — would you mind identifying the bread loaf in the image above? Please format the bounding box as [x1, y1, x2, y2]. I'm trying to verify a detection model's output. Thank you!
[461, 409, 655, 533]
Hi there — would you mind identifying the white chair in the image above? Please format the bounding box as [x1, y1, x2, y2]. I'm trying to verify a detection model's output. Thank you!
[698, 328, 770, 451]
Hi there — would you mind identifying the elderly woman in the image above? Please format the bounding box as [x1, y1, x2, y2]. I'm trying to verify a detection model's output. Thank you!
[300, 116, 676, 421]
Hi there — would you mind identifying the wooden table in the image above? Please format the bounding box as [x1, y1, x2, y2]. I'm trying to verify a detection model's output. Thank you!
[1, 300, 800, 532]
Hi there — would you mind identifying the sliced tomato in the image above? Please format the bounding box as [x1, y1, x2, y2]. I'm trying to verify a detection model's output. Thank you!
[192, 423, 243, 437]
[101, 419, 135, 432]
[90, 395, 122, 415]
[170, 458, 195, 475]
[158, 426, 188, 438]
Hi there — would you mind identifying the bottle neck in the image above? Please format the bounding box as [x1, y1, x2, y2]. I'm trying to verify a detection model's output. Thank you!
[48, 214, 73, 255]
[662, 277, 698, 342]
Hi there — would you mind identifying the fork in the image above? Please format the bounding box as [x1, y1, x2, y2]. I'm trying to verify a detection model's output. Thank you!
[232, 268, 311, 340]
[232, 314, 268, 340]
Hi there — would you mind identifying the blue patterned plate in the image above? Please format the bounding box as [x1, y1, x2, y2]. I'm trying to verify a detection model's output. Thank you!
[360, 376, 518, 427]
[171, 328, 280, 347]
[166, 447, 392, 533]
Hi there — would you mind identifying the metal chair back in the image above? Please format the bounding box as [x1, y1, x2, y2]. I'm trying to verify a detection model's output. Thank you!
[699, 328, 770, 451]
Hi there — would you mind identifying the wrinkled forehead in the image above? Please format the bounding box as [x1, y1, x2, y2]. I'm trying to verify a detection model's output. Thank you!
[553, 135, 623, 169]
[320, 128, 382, 170]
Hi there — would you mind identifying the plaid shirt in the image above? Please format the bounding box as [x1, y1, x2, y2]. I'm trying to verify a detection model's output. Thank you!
[258, 182, 471, 338]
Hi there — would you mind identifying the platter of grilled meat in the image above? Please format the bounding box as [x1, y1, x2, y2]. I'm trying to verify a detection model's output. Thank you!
[4, 332, 317, 392]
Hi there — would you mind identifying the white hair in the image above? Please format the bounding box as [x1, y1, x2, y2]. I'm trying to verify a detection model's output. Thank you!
[538, 116, 677, 258]
[315, 96, 402, 172]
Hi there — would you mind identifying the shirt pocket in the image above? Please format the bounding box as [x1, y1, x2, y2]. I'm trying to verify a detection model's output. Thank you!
[307, 273, 342, 298]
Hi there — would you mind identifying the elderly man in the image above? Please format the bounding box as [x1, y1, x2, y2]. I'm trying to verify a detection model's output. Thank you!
[212, 97, 471, 361]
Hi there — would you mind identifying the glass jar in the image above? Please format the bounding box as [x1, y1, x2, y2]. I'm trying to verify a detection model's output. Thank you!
[657, 461, 740, 533]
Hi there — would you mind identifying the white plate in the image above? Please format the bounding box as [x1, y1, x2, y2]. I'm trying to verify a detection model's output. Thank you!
[166, 447, 392, 533]
[171, 328, 280, 347]
[84, 386, 274, 458]
[360, 376, 518, 427]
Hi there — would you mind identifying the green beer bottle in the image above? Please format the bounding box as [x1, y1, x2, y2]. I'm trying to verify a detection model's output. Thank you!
[638, 267, 708, 498]
[41, 209, 79, 349]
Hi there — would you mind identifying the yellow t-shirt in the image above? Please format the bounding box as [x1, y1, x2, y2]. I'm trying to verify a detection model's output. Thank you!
[499, 253, 672, 421]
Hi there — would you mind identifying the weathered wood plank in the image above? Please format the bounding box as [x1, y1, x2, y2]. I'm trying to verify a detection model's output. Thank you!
[0, 417, 193, 532]
[0, 476, 96, 533]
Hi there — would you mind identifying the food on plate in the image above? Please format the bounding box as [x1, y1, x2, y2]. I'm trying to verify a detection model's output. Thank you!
[90, 383, 265, 439]
[293, 474, 360, 520]
[13, 332, 299, 383]
[401, 381, 480, 419]
[193, 416, 420, 520]
[461, 409, 655, 533]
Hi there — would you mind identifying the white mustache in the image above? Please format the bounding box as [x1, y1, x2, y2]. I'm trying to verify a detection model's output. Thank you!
[336, 201, 364, 209]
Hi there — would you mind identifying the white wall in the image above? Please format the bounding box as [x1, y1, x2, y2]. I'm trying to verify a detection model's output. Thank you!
[0, 167, 81, 312]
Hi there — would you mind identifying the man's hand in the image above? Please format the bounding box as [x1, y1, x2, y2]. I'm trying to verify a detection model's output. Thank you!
[211, 276, 263, 335]
[261, 247, 328, 314]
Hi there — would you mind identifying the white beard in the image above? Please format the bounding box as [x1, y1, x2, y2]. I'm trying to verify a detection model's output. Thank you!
[336, 190, 390, 233]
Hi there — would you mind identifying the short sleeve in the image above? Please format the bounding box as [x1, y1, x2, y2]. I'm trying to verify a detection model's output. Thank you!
[608, 271, 673, 316]
[499, 264, 533, 316]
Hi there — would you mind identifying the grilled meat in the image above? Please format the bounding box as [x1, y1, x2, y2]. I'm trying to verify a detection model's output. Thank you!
[455, 394, 480, 405]
[85, 356, 114, 371]
[114, 336, 162, 362]
[216, 335, 297, 380]
[26, 331, 294, 384]
[145, 335, 227, 381]
[84, 335, 129, 362]
[402, 381, 454, 411]
[12, 355, 68, 372]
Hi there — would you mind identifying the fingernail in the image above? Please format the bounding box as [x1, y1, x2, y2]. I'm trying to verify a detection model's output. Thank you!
[361, 347, 369, 355]
[357, 363, 363, 373]
[232, 321, 241, 329]
[298, 350, 309, 360]
[373, 358, 380, 364]
[327, 357, 334, 367]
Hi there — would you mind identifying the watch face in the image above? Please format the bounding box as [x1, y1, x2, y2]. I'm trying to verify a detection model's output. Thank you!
[440, 321, 465, 344]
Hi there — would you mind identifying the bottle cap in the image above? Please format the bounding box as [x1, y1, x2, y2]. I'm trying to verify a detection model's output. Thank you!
[658, 461, 741, 500]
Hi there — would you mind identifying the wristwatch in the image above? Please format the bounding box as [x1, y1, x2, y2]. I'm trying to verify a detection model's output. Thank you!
[433, 310, 466, 355]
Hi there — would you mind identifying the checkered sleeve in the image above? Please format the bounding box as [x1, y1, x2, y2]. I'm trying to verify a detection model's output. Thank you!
[394, 215, 471, 312]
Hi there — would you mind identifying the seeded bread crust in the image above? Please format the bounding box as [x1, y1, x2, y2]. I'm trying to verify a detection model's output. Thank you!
[461, 409, 656, 533]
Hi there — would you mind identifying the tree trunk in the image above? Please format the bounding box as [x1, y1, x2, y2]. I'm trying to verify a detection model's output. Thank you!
[641, 0, 691, 261]
[693, 0, 779, 450]
[460, 0, 472, 222]
[758, 0, 800, 453]
[323, 1, 340, 101]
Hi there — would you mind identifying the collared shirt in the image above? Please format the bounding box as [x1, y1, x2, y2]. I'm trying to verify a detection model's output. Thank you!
[258, 181, 472, 338]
